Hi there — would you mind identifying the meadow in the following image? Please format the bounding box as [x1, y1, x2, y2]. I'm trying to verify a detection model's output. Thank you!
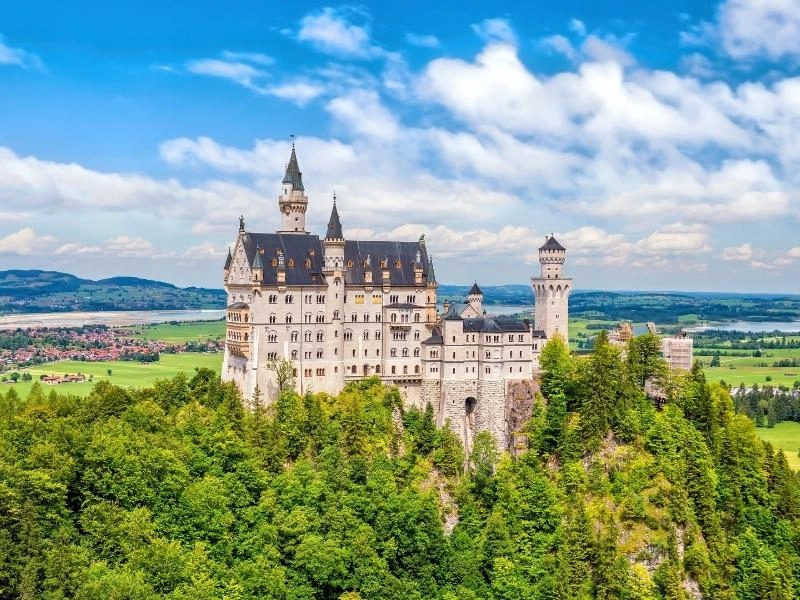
[702, 348, 800, 388]
[7, 352, 223, 398]
[124, 320, 225, 343]
[754, 421, 800, 470]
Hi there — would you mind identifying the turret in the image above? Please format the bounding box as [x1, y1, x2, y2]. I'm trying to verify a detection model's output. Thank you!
[224, 247, 232, 281]
[277, 143, 309, 234]
[538, 235, 566, 279]
[531, 235, 572, 340]
[322, 195, 345, 274]
[467, 281, 483, 314]
[252, 245, 263, 284]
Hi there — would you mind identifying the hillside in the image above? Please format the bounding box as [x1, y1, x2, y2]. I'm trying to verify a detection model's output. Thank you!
[0, 270, 225, 313]
[1, 333, 799, 598]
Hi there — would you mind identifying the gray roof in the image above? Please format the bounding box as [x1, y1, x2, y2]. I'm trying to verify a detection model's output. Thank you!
[428, 257, 436, 284]
[282, 147, 305, 191]
[227, 302, 249, 309]
[442, 304, 463, 320]
[252, 246, 264, 270]
[463, 316, 528, 333]
[242, 233, 327, 286]
[385, 302, 422, 309]
[532, 329, 547, 338]
[344, 240, 433, 287]
[422, 326, 443, 345]
[539, 235, 565, 252]
[468, 282, 483, 296]
[224, 248, 232, 270]
[326, 201, 343, 239]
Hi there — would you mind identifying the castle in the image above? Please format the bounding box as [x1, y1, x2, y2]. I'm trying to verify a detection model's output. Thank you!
[222, 146, 572, 450]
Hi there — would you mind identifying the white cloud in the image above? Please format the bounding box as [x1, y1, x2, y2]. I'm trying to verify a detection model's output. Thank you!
[580, 34, 635, 67]
[267, 81, 326, 105]
[297, 7, 375, 58]
[182, 242, 226, 259]
[0, 35, 43, 70]
[326, 90, 399, 139]
[0, 228, 56, 255]
[718, 0, 800, 60]
[679, 53, 717, 78]
[220, 50, 274, 65]
[720, 243, 755, 261]
[788, 247, 800, 258]
[471, 19, 517, 46]
[187, 58, 265, 86]
[540, 35, 577, 61]
[406, 33, 440, 48]
[634, 223, 711, 255]
[569, 19, 587, 37]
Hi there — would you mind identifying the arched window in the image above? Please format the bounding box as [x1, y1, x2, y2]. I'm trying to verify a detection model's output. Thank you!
[291, 331, 298, 342]
[269, 314, 277, 324]
[333, 310, 339, 320]
[414, 365, 420, 374]
[291, 350, 298, 359]
[414, 330, 420, 341]
[390, 348, 397, 357]
[316, 349, 323, 358]
[414, 348, 420, 357]
[285, 314, 293, 324]
[316, 331, 324, 342]
[402, 348, 409, 357]
[363, 330, 369, 340]
[391, 313, 397, 323]
[414, 313, 420, 322]
[344, 330, 353, 341]
[268, 331, 277, 343]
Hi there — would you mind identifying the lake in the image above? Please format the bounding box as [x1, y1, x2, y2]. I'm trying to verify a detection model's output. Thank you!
[685, 320, 800, 333]
[0, 309, 226, 330]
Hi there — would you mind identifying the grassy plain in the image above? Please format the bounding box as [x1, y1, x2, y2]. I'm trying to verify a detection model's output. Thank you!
[6, 352, 223, 398]
[754, 421, 800, 470]
[703, 348, 800, 388]
[124, 320, 225, 343]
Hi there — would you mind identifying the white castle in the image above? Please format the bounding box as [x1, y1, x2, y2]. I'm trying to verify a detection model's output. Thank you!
[222, 146, 572, 449]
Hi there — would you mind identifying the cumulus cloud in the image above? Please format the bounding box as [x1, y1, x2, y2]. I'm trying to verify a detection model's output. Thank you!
[297, 7, 376, 58]
[634, 223, 711, 255]
[471, 19, 517, 46]
[718, 0, 800, 60]
[0, 35, 43, 69]
[0, 228, 56, 255]
[720, 243, 755, 261]
[326, 90, 399, 139]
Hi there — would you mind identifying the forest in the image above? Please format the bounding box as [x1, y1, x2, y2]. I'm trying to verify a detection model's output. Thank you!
[1, 332, 800, 599]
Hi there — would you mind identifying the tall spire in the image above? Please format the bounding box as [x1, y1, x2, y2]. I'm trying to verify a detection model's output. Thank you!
[325, 194, 343, 240]
[428, 256, 437, 284]
[282, 145, 304, 191]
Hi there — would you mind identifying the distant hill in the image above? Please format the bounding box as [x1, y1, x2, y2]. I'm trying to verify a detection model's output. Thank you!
[0, 270, 225, 314]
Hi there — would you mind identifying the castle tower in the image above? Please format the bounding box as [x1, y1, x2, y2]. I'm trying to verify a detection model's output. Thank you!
[322, 196, 346, 391]
[531, 235, 572, 339]
[467, 282, 483, 315]
[278, 144, 309, 234]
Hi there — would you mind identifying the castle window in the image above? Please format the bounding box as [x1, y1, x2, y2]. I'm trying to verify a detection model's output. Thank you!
[380, 259, 388, 268]
[305, 313, 312, 323]
[414, 314, 420, 322]
[316, 368, 325, 376]
[291, 331, 298, 342]
[403, 365, 408, 374]
[316, 349, 323, 358]
[291, 350, 298, 359]
[414, 348, 420, 357]
[390, 294, 399, 303]
[347, 260, 353, 268]
[518, 334, 523, 341]
[509, 335, 514, 342]
[344, 330, 352, 341]
[271, 259, 278, 267]
[316, 314, 325, 323]
[363, 331, 369, 340]
[267, 352, 277, 360]
[375, 331, 381, 340]
[363, 314, 369, 322]
[376, 314, 381, 322]
[317, 332, 324, 342]
[391, 366, 396, 374]
[395, 259, 401, 268]
[414, 330, 420, 341]
[391, 313, 397, 323]
[333, 310, 340, 320]
[304, 331, 312, 342]
[268, 332, 277, 343]
[286, 314, 293, 324]
[305, 258, 311, 268]
[375, 365, 381, 373]
[269, 314, 277, 324]
[352, 349, 356, 357]
[351, 314, 357, 322]
[452, 352, 455, 359]
[402, 348, 409, 357]
[415, 365, 420, 374]
[376, 349, 380, 356]
[269, 294, 277, 304]
[390, 348, 397, 357]
[288, 258, 295, 267]
[285, 295, 293, 304]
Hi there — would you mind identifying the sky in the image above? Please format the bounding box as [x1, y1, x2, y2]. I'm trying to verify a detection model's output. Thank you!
[1, 0, 799, 292]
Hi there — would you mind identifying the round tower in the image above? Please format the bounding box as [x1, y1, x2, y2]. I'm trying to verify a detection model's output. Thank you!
[530, 235, 572, 340]
[278, 143, 309, 234]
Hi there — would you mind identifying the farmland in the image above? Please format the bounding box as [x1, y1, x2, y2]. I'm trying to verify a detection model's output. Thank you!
[754, 421, 800, 470]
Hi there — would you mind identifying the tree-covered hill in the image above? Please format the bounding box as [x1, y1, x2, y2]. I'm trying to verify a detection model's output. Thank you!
[1, 334, 799, 598]
[0, 270, 225, 313]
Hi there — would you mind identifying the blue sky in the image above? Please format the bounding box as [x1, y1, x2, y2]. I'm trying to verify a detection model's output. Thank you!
[1, 0, 799, 291]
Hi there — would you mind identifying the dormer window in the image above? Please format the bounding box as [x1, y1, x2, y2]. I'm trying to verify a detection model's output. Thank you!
[271, 258, 278, 267]
[347, 260, 353, 268]
[305, 258, 311, 268]
[395, 259, 401, 268]
[380, 259, 388, 268]
[288, 258, 295, 267]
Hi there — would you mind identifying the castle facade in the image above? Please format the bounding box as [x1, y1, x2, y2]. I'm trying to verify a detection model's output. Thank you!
[222, 146, 572, 449]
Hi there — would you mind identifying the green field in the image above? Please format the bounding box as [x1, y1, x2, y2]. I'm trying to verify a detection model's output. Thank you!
[755, 421, 800, 470]
[124, 320, 226, 343]
[703, 348, 800, 388]
[5, 352, 223, 398]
